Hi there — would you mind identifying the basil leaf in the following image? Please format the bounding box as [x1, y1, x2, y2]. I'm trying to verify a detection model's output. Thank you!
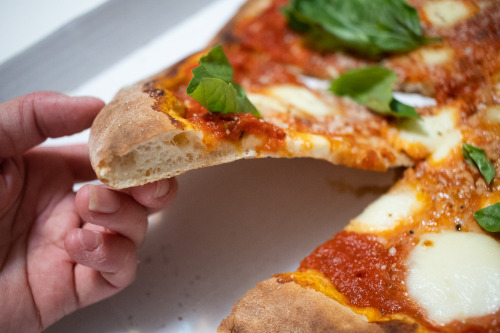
[283, 0, 437, 58]
[330, 66, 420, 118]
[474, 203, 500, 232]
[389, 99, 421, 118]
[187, 46, 259, 117]
[462, 143, 496, 184]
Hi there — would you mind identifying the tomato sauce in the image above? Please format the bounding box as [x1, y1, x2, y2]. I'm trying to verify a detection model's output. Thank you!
[300, 231, 420, 316]
[224, 44, 301, 88]
[144, 52, 287, 152]
[171, 85, 286, 152]
[234, 0, 369, 78]
[298, 226, 500, 332]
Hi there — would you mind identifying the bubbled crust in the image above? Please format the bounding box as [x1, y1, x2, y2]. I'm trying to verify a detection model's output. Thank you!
[89, 80, 255, 189]
[90, 83, 173, 162]
[218, 278, 417, 333]
[89, 81, 225, 189]
[89, 83, 179, 185]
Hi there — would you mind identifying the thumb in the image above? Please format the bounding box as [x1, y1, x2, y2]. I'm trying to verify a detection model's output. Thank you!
[0, 91, 104, 158]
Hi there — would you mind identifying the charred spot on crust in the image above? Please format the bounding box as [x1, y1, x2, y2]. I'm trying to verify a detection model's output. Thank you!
[142, 80, 166, 99]
[377, 320, 419, 333]
[141, 82, 186, 130]
[146, 88, 166, 99]
[166, 114, 184, 130]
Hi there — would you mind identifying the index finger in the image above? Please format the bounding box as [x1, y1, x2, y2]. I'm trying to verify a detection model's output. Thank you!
[0, 91, 104, 158]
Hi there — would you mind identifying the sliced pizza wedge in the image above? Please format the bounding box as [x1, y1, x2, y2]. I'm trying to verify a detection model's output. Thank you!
[219, 101, 500, 332]
[90, 46, 417, 189]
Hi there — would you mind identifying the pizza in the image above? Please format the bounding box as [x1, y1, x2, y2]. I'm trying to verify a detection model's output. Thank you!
[88, 0, 500, 331]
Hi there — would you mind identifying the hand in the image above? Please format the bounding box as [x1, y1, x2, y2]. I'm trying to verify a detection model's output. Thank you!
[0, 92, 177, 332]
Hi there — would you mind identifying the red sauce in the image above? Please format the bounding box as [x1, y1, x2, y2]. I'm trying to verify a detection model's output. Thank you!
[173, 86, 286, 152]
[235, 0, 368, 78]
[300, 231, 420, 316]
[236, 0, 298, 63]
[146, 52, 288, 153]
[299, 230, 500, 332]
[225, 44, 301, 88]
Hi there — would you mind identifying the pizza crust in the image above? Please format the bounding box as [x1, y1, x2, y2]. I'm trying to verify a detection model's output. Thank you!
[218, 277, 417, 333]
[89, 82, 256, 189]
[89, 57, 412, 189]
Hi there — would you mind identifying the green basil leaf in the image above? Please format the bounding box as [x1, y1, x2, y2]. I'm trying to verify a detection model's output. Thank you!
[283, 0, 438, 58]
[462, 143, 496, 184]
[474, 203, 500, 232]
[389, 99, 421, 119]
[330, 66, 420, 118]
[187, 46, 259, 117]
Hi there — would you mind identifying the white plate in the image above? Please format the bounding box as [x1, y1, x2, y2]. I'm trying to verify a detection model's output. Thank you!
[47, 157, 397, 333]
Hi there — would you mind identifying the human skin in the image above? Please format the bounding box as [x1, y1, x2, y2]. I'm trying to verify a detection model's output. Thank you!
[0, 91, 177, 332]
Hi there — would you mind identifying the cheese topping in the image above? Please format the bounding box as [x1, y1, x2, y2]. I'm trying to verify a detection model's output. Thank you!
[349, 186, 422, 232]
[423, 1, 474, 28]
[395, 107, 462, 161]
[419, 47, 454, 66]
[407, 232, 500, 325]
[286, 132, 331, 158]
[485, 106, 500, 123]
[249, 85, 337, 117]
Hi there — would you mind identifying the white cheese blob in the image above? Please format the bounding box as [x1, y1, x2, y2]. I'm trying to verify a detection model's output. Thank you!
[407, 232, 500, 325]
[247, 93, 288, 115]
[424, 1, 473, 27]
[396, 107, 462, 163]
[485, 106, 500, 123]
[350, 186, 422, 232]
[430, 129, 462, 163]
[249, 85, 337, 117]
[420, 48, 454, 66]
[286, 132, 331, 159]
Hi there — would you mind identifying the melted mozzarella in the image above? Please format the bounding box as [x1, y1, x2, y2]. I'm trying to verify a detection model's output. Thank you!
[424, 1, 473, 27]
[430, 129, 462, 163]
[249, 85, 337, 117]
[485, 106, 500, 122]
[396, 107, 462, 163]
[247, 93, 288, 115]
[420, 47, 454, 66]
[349, 186, 422, 232]
[286, 132, 331, 158]
[407, 232, 500, 324]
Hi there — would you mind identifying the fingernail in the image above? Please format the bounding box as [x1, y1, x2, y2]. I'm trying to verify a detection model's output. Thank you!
[79, 230, 101, 251]
[154, 179, 171, 199]
[88, 184, 120, 213]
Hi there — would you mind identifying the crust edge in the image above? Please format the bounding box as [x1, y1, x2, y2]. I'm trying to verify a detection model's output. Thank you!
[217, 277, 418, 333]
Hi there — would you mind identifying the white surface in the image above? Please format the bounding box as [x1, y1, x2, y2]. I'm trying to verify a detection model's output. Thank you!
[23, 1, 400, 332]
[47, 158, 397, 333]
[0, 0, 108, 64]
[43, 0, 246, 148]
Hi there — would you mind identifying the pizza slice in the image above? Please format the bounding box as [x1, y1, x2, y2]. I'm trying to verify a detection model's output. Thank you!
[89, 44, 415, 189]
[219, 108, 500, 331]
[88, 0, 500, 331]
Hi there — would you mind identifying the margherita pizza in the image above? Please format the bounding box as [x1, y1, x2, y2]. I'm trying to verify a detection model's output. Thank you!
[88, 0, 500, 331]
